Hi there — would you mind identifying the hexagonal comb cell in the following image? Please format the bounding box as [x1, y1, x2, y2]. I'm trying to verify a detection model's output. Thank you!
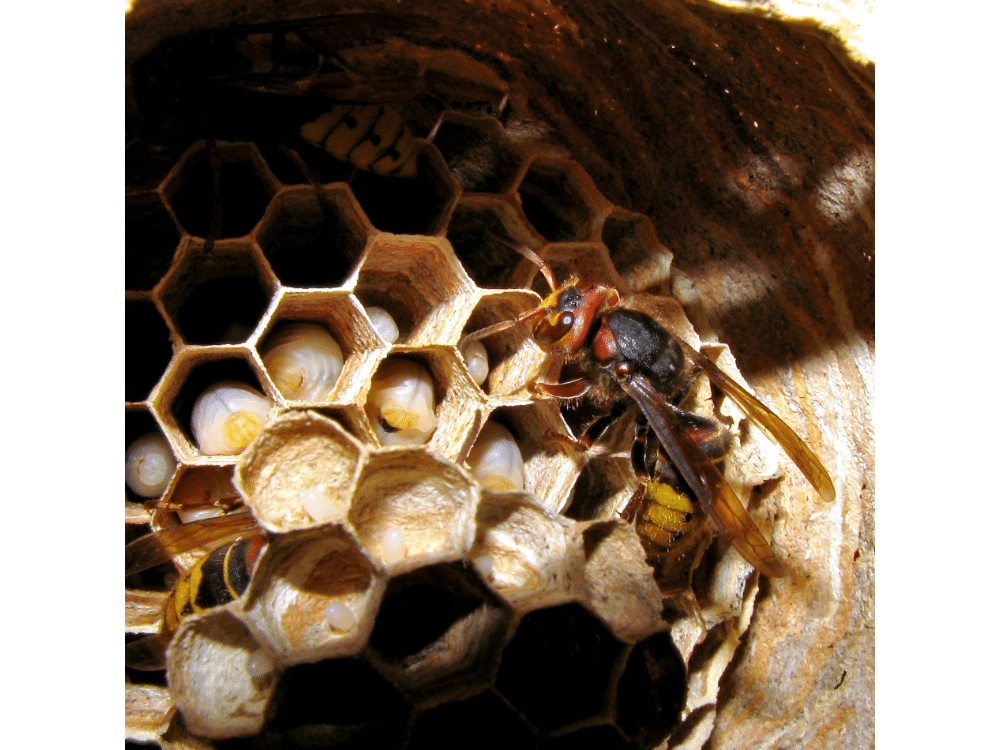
[471, 493, 581, 613]
[353, 236, 477, 347]
[445, 196, 543, 289]
[481, 404, 581, 515]
[367, 561, 512, 706]
[534, 241, 630, 299]
[601, 207, 673, 293]
[579, 521, 665, 643]
[249, 657, 411, 748]
[126, 298, 173, 402]
[365, 349, 484, 458]
[408, 690, 537, 750]
[167, 465, 242, 522]
[243, 526, 384, 665]
[163, 141, 278, 240]
[255, 185, 371, 289]
[515, 156, 609, 243]
[565, 455, 638, 523]
[494, 603, 625, 733]
[462, 292, 548, 398]
[159, 240, 275, 345]
[348, 142, 459, 235]
[167, 609, 278, 739]
[257, 291, 383, 407]
[431, 112, 523, 194]
[236, 411, 364, 532]
[156, 353, 275, 460]
[349, 450, 479, 573]
[615, 631, 687, 749]
[126, 191, 179, 291]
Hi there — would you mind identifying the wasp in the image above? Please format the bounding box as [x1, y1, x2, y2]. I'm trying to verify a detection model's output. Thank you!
[125, 509, 265, 670]
[127, 13, 506, 180]
[464, 244, 835, 579]
[299, 103, 418, 178]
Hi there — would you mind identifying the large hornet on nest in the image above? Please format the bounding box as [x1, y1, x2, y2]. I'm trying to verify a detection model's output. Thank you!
[464, 242, 835, 580]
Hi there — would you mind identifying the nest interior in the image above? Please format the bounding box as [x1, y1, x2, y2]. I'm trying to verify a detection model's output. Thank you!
[126, 2, 874, 749]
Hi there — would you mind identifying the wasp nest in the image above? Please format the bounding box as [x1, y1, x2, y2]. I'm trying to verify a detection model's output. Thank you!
[127, 2, 873, 749]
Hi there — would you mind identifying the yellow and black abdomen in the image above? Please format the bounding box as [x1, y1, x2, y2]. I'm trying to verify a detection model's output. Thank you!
[163, 536, 265, 634]
[636, 481, 704, 561]
[299, 104, 418, 177]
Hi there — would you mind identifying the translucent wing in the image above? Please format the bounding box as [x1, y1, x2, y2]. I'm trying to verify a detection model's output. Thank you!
[125, 634, 168, 672]
[678, 339, 836, 504]
[125, 511, 260, 577]
[622, 373, 788, 577]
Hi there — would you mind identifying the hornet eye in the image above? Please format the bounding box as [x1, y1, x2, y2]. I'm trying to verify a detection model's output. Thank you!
[535, 312, 575, 344]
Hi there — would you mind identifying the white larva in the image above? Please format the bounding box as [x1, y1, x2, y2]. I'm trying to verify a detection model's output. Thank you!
[125, 432, 177, 498]
[467, 421, 525, 492]
[365, 306, 399, 344]
[176, 506, 226, 523]
[173, 471, 239, 523]
[365, 359, 437, 445]
[376, 526, 407, 565]
[324, 601, 357, 632]
[190, 381, 272, 455]
[260, 322, 344, 401]
[461, 339, 489, 386]
[300, 488, 339, 523]
[246, 649, 275, 681]
[472, 555, 494, 579]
